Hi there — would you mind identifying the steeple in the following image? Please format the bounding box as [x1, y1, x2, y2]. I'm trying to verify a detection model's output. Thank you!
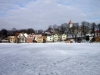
[68, 20, 73, 28]
[69, 20, 72, 24]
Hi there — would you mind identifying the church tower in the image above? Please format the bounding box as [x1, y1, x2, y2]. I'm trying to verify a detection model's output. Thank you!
[68, 20, 73, 28]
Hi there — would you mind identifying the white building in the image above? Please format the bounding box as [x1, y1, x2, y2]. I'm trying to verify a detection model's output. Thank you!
[17, 33, 28, 43]
[68, 20, 73, 28]
[53, 34, 59, 42]
[46, 35, 54, 42]
[61, 34, 67, 41]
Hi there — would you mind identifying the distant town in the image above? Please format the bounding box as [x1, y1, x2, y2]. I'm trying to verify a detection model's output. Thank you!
[0, 20, 100, 43]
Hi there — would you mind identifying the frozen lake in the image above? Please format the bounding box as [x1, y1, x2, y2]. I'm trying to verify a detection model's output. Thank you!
[0, 43, 100, 75]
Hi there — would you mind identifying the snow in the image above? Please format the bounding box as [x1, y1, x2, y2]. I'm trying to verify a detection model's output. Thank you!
[0, 43, 100, 75]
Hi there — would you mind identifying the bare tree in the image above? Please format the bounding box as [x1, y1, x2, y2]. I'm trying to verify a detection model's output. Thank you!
[98, 24, 100, 38]
[53, 24, 58, 30]
[38, 29, 44, 34]
[26, 28, 35, 34]
[81, 21, 90, 37]
[1, 29, 8, 39]
[91, 22, 96, 36]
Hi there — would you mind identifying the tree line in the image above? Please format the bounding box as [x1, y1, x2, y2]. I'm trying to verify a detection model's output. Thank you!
[0, 21, 100, 40]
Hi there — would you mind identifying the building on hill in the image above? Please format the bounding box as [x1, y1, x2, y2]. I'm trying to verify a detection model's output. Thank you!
[68, 20, 73, 28]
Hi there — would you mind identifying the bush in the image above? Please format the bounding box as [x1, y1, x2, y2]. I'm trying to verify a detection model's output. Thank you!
[85, 35, 89, 41]
[90, 37, 95, 42]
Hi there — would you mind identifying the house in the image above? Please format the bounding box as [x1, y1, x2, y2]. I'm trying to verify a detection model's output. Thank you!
[36, 36, 43, 43]
[46, 35, 54, 42]
[95, 30, 100, 38]
[65, 39, 74, 43]
[58, 35, 62, 41]
[65, 39, 71, 43]
[43, 32, 54, 42]
[94, 30, 100, 42]
[14, 32, 20, 43]
[0, 38, 2, 43]
[7, 36, 16, 43]
[53, 34, 59, 42]
[27, 34, 34, 43]
[17, 33, 28, 43]
[86, 34, 94, 40]
[1, 39, 9, 43]
[61, 34, 67, 41]
[33, 34, 42, 43]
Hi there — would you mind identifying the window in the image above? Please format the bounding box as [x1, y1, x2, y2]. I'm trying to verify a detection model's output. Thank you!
[10, 38, 12, 41]
[22, 38, 24, 42]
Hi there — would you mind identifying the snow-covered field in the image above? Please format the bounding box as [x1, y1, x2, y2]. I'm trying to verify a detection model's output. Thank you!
[0, 43, 100, 75]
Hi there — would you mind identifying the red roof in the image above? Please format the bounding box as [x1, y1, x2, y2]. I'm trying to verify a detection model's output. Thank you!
[69, 20, 72, 24]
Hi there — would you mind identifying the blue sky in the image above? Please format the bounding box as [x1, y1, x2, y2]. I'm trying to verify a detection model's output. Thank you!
[0, 0, 100, 30]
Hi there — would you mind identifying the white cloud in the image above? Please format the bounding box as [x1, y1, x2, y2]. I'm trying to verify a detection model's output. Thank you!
[0, 0, 100, 30]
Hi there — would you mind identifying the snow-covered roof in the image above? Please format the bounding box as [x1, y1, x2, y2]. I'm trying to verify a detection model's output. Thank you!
[24, 33, 28, 37]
